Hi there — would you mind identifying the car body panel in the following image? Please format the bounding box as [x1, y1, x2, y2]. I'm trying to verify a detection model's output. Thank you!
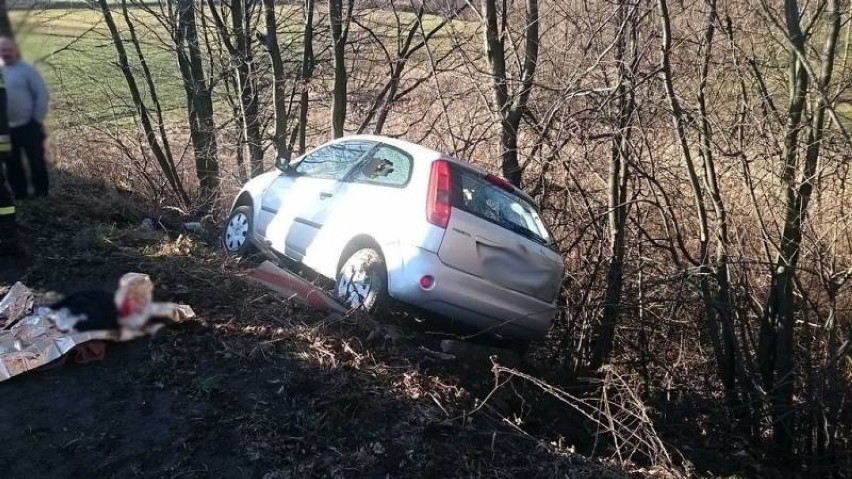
[386, 245, 555, 340]
[438, 210, 563, 303]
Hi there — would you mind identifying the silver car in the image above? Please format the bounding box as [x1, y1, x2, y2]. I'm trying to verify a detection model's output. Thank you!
[223, 135, 563, 341]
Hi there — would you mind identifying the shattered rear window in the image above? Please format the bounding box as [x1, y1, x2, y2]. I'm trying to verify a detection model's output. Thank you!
[451, 167, 552, 246]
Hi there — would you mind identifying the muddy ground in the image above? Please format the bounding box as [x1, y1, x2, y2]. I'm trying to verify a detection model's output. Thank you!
[0, 171, 629, 478]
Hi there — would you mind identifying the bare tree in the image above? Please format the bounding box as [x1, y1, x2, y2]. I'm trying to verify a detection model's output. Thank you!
[261, 0, 295, 159]
[653, 0, 758, 429]
[206, 0, 264, 176]
[96, 0, 190, 206]
[481, 0, 539, 186]
[175, 0, 220, 207]
[328, 0, 354, 138]
[590, 0, 636, 371]
[120, 0, 177, 187]
[297, 0, 316, 155]
[352, 2, 468, 136]
[757, 0, 843, 454]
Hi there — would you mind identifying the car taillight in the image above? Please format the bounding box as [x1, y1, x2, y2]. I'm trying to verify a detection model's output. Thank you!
[426, 159, 452, 228]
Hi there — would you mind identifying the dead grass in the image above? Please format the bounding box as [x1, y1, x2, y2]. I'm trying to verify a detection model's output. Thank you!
[1, 162, 637, 477]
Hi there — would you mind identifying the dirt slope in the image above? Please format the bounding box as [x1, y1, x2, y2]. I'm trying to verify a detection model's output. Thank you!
[0, 171, 622, 478]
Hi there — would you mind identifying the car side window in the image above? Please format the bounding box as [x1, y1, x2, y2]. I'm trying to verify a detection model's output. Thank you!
[351, 145, 412, 187]
[295, 141, 375, 180]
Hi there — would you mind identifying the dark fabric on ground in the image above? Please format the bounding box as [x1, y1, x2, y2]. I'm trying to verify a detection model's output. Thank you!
[51, 289, 119, 332]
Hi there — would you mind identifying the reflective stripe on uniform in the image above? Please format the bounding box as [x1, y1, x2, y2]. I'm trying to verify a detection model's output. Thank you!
[0, 134, 8, 142]
[0, 206, 15, 216]
[0, 144, 9, 153]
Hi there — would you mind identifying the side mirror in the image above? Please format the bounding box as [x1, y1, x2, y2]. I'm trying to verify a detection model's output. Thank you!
[275, 155, 290, 172]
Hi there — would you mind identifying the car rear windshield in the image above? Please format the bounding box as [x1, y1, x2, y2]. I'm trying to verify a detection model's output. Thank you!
[450, 165, 553, 246]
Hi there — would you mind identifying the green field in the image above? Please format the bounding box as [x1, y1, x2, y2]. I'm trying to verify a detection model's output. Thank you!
[11, 8, 187, 127]
[9, 6, 464, 130]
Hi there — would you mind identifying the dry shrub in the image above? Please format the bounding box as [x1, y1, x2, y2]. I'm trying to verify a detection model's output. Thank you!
[480, 361, 688, 477]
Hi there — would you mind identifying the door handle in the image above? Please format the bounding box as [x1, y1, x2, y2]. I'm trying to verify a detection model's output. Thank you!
[319, 192, 333, 200]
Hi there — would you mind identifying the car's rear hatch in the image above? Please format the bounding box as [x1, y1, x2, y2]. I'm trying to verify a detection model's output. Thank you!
[435, 163, 562, 303]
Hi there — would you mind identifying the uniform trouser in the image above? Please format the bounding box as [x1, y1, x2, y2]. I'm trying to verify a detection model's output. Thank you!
[0, 159, 16, 241]
[3, 120, 48, 198]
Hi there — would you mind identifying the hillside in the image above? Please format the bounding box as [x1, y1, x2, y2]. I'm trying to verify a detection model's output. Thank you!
[0, 171, 629, 478]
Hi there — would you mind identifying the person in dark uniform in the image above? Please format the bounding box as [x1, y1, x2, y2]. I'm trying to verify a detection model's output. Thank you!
[0, 67, 21, 256]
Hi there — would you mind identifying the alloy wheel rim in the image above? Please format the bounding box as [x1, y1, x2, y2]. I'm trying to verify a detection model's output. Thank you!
[337, 264, 373, 309]
[224, 212, 249, 251]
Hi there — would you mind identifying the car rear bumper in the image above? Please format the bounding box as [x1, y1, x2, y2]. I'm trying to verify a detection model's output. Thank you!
[385, 245, 556, 341]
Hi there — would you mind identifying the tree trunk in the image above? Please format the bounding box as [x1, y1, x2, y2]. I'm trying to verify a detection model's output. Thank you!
[372, 62, 403, 135]
[696, 0, 746, 418]
[328, 0, 347, 138]
[482, 0, 509, 180]
[482, 0, 538, 186]
[590, 0, 633, 370]
[499, 114, 523, 185]
[263, 0, 290, 159]
[224, 74, 248, 181]
[230, 0, 264, 176]
[298, 0, 315, 155]
[812, 1, 844, 456]
[756, 0, 809, 453]
[176, 0, 219, 208]
[758, 0, 841, 455]
[658, 0, 749, 420]
[121, 0, 176, 172]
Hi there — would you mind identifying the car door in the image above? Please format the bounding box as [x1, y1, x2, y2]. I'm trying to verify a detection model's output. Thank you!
[273, 140, 376, 260]
[256, 172, 299, 257]
[301, 143, 415, 275]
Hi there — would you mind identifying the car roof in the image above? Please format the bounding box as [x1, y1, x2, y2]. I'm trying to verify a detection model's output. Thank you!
[333, 134, 480, 172]
[330, 134, 537, 204]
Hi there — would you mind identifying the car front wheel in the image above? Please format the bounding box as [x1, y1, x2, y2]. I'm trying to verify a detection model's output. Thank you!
[222, 205, 254, 255]
[335, 248, 388, 313]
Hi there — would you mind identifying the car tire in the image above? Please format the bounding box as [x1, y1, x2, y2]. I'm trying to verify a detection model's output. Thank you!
[335, 248, 388, 313]
[222, 205, 254, 255]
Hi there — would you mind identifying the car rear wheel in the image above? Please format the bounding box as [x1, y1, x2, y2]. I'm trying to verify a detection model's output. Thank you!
[222, 205, 254, 255]
[335, 248, 388, 313]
